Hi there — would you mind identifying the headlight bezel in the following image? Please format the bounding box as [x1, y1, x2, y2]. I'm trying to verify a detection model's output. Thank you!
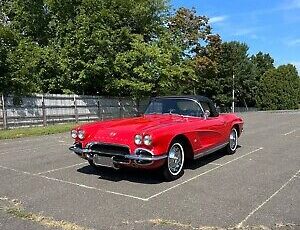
[77, 130, 85, 140]
[71, 130, 77, 139]
[134, 134, 143, 145]
[143, 135, 152, 146]
[134, 134, 152, 146]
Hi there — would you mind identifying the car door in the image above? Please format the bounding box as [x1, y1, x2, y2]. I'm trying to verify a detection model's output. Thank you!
[199, 101, 227, 147]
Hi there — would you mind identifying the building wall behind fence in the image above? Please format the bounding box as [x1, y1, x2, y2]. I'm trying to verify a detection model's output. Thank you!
[0, 94, 149, 129]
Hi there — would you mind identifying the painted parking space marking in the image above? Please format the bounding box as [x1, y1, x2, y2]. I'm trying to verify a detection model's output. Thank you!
[0, 143, 69, 155]
[146, 147, 263, 201]
[236, 168, 300, 228]
[0, 165, 33, 175]
[282, 129, 298, 136]
[35, 162, 88, 175]
[0, 164, 148, 202]
[38, 175, 149, 201]
[0, 146, 263, 202]
[208, 162, 222, 166]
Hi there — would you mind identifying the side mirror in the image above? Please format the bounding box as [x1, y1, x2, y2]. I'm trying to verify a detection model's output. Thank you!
[204, 110, 210, 119]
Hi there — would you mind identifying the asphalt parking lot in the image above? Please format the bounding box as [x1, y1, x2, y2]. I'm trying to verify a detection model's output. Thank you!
[0, 111, 299, 230]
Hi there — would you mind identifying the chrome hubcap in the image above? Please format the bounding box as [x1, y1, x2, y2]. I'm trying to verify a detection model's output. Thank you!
[229, 129, 238, 151]
[168, 143, 184, 176]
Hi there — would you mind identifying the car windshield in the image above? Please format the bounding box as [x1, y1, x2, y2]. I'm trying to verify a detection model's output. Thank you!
[145, 98, 203, 117]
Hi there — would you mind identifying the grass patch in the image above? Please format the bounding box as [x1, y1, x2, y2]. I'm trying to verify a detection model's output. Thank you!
[0, 197, 90, 230]
[0, 123, 80, 140]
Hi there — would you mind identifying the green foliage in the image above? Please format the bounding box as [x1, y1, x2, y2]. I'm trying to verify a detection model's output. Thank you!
[112, 34, 196, 97]
[198, 41, 258, 107]
[251, 51, 275, 78]
[256, 65, 300, 110]
[0, 0, 299, 110]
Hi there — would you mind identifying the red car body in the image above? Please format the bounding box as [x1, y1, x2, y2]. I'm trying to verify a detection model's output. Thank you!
[69, 96, 243, 180]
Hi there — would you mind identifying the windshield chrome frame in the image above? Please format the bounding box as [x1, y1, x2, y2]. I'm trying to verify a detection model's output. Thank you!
[145, 97, 205, 118]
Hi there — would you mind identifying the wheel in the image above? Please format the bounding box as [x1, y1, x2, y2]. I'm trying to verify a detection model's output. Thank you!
[162, 142, 185, 181]
[226, 127, 238, 154]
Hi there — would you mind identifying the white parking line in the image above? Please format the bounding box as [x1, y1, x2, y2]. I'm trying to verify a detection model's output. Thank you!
[283, 129, 297, 136]
[0, 164, 148, 202]
[35, 162, 88, 175]
[38, 175, 149, 201]
[0, 144, 68, 154]
[0, 147, 264, 202]
[0, 165, 32, 175]
[146, 147, 264, 200]
[208, 162, 222, 166]
[236, 169, 300, 228]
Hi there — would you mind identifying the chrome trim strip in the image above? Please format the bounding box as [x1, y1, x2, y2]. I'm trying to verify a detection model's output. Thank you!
[125, 154, 167, 161]
[134, 148, 154, 155]
[193, 142, 228, 159]
[86, 141, 130, 149]
[69, 145, 167, 161]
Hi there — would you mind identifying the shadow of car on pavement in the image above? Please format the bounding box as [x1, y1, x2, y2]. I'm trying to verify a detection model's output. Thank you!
[76, 145, 242, 184]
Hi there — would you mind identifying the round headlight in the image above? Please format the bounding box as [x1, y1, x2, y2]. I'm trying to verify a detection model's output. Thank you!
[71, 130, 77, 139]
[143, 135, 152, 146]
[77, 130, 85, 140]
[134, 134, 142, 145]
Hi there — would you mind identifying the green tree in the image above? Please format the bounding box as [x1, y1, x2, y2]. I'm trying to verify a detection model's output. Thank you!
[0, 25, 17, 94]
[214, 41, 257, 108]
[168, 7, 222, 95]
[251, 51, 275, 79]
[112, 34, 195, 97]
[256, 64, 300, 110]
[47, 0, 170, 95]
[3, 0, 50, 45]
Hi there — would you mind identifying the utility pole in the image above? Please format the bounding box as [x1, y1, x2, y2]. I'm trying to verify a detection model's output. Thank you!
[232, 74, 235, 113]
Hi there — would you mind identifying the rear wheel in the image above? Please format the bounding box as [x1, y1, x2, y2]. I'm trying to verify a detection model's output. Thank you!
[162, 142, 185, 181]
[226, 127, 238, 154]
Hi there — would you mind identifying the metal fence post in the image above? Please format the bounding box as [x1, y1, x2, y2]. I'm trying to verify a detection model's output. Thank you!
[97, 97, 103, 120]
[118, 98, 123, 118]
[136, 98, 140, 116]
[42, 94, 47, 126]
[74, 94, 78, 123]
[1, 94, 7, 129]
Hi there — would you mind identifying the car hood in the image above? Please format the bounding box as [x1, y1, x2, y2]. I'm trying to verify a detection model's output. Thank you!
[80, 114, 186, 143]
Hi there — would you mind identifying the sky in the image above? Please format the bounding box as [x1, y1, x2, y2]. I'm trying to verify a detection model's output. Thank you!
[171, 0, 300, 72]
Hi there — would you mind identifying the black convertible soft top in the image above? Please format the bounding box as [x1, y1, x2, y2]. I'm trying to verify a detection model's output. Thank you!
[152, 95, 219, 117]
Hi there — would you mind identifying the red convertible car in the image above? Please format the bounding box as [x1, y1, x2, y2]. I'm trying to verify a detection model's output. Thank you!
[69, 96, 243, 180]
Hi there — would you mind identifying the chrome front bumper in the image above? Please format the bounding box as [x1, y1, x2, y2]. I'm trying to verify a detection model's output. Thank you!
[69, 145, 167, 162]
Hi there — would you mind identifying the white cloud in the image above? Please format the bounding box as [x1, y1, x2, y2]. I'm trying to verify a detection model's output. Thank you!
[209, 16, 228, 24]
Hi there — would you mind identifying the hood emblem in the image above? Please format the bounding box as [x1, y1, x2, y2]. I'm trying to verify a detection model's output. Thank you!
[109, 132, 117, 137]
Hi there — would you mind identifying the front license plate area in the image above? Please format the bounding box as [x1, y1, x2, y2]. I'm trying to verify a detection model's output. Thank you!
[93, 155, 115, 168]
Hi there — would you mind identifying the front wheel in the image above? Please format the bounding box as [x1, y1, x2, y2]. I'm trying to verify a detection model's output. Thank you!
[162, 142, 185, 181]
[225, 127, 238, 154]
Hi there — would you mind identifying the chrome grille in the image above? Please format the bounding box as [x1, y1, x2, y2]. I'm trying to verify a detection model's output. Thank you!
[89, 143, 130, 156]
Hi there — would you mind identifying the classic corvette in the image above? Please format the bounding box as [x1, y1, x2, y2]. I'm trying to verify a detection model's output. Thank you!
[69, 96, 243, 180]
